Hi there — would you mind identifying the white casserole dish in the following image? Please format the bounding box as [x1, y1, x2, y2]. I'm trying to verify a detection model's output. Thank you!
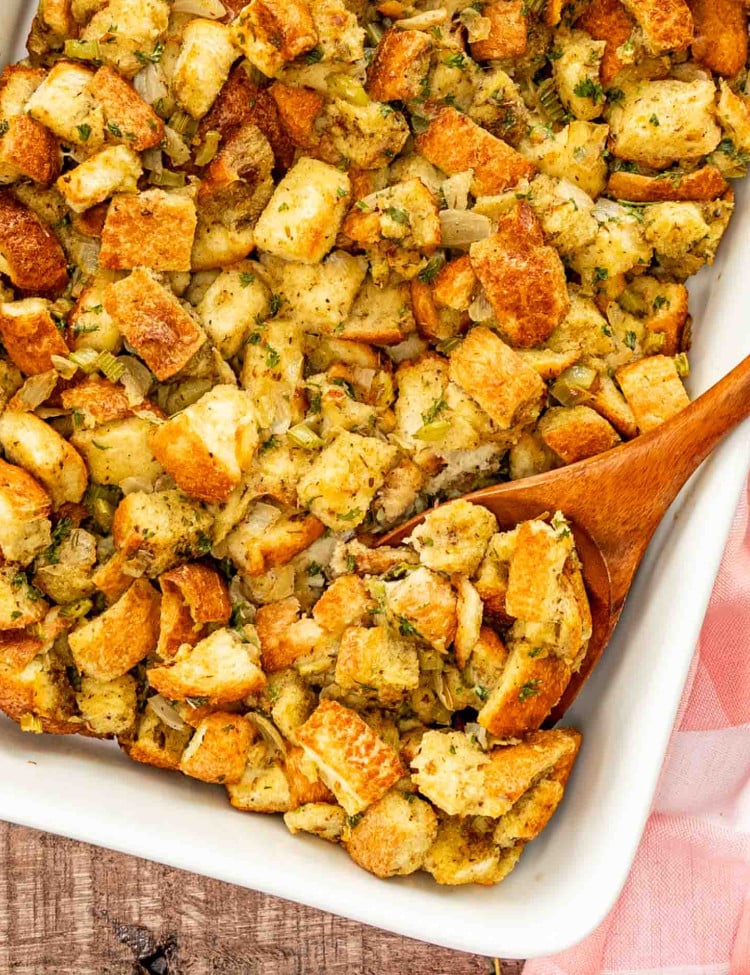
[1, 1, 749, 959]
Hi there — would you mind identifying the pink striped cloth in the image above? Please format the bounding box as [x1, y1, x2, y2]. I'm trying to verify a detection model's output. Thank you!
[525, 475, 750, 975]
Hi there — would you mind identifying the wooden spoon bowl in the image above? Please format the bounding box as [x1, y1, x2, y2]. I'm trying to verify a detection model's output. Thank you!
[382, 353, 750, 722]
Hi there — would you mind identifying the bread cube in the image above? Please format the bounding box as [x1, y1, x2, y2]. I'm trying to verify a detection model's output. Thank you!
[448, 327, 545, 429]
[89, 66, 164, 152]
[505, 518, 573, 623]
[309, 0, 364, 62]
[343, 178, 441, 253]
[312, 575, 374, 634]
[178, 712, 254, 784]
[297, 431, 398, 531]
[100, 189, 197, 272]
[423, 818, 523, 887]
[484, 728, 582, 809]
[383, 567, 457, 653]
[322, 97, 410, 171]
[416, 108, 535, 196]
[255, 597, 326, 672]
[231, 0, 317, 78]
[0, 115, 60, 187]
[616, 355, 690, 433]
[254, 158, 351, 264]
[270, 81, 324, 151]
[575, 0, 635, 85]
[296, 700, 403, 815]
[26, 62, 104, 150]
[60, 377, 143, 428]
[607, 166, 728, 204]
[197, 262, 271, 358]
[335, 625, 420, 704]
[337, 278, 413, 345]
[366, 29, 433, 102]
[72, 416, 164, 487]
[79, 0, 170, 78]
[284, 744, 334, 807]
[56, 146, 142, 214]
[522, 121, 609, 200]
[225, 507, 325, 577]
[0, 299, 69, 375]
[608, 80, 721, 168]
[125, 708, 193, 770]
[227, 741, 291, 812]
[0, 192, 68, 295]
[409, 500, 497, 577]
[76, 674, 138, 737]
[471, 1, 527, 60]
[346, 790, 438, 878]
[173, 20, 238, 120]
[278, 251, 367, 334]
[539, 406, 621, 464]
[284, 802, 347, 842]
[69, 578, 160, 681]
[149, 385, 257, 503]
[265, 668, 315, 741]
[148, 627, 266, 704]
[112, 489, 214, 576]
[157, 562, 231, 659]
[552, 29, 606, 121]
[0, 458, 51, 567]
[690, 0, 747, 77]
[0, 410, 87, 507]
[619, 0, 693, 54]
[104, 268, 206, 380]
[471, 206, 569, 347]
[0, 64, 45, 118]
[410, 730, 490, 816]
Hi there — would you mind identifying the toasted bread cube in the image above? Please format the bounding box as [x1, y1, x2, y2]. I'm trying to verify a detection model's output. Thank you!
[416, 108, 535, 197]
[312, 575, 374, 634]
[125, 708, 192, 770]
[539, 406, 621, 464]
[432, 256, 477, 311]
[0, 299, 69, 375]
[383, 567, 457, 653]
[69, 578, 160, 681]
[157, 562, 230, 659]
[323, 98, 410, 171]
[284, 802, 347, 842]
[225, 505, 325, 578]
[343, 178, 440, 253]
[264, 668, 315, 741]
[227, 741, 291, 812]
[366, 29, 433, 102]
[296, 700, 403, 815]
[56, 146, 142, 214]
[522, 120, 609, 200]
[254, 158, 350, 264]
[298, 431, 397, 531]
[278, 251, 367, 334]
[552, 29, 606, 122]
[172, 19, 238, 120]
[607, 166, 729, 203]
[26, 62, 104, 150]
[471, 207, 569, 347]
[484, 728, 581, 808]
[148, 627, 265, 704]
[410, 500, 497, 577]
[112, 489, 214, 576]
[100, 189, 197, 272]
[689, 0, 747, 77]
[616, 355, 690, 433]
[232, 0, 317, 77]
[149, 385, 258, 503]
[60, 376, 143, 427]
[346, 790, 438, 878]
[76, 674, 138, 737]
[90, 66, 164, 152]
[0, 192, 68, 295]
[310, 0, 363, 61]
[0, 458, 51, 566]
[471, 1, 528, 60]
[335, 625, 419, 704]
[79, 0, 170, 78]
[575, 0, 635, 85]
[0, 567, 48, 631]
[0, 65, 45, 117]
[620, 0, 693, 54]
[449, 326, 545, 429]
[72, 416, 164, 487]
[337, 277, 413, 345]
[104, 268, 206, 380]
[0, 410, 87, 507]
[454, 577, 483, 667]
[197, 262, 271, 358]
[0, 115, 60, 187]
[477, 640, 571, 737]
[284, 744, 334, 807]
[642, 199, 732, 279]
[410, 730, 490, 816]
[608, 80, 721, 168]
[270, 81, 324, 150]
[423, 818, 523, 887]
[178, 712, 254, 784]
[255, 597, 326, 672]
[505, 518, 573, 623]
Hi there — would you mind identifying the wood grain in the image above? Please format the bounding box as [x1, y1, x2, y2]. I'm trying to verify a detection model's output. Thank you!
[0, 821, 525, 975]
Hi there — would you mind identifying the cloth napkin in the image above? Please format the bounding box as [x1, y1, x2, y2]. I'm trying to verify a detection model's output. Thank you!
[524, 475, 750, 975]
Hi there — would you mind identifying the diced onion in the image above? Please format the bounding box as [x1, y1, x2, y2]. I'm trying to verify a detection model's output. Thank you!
[247, 712, 287, 756]
[134, 62, 168, 107]
[593, 197, 627, 223]
[75, 236, 101, 276]
[244, 502, 282, 535]
[432, 673, 455, 712]
[118, 355, 152, 406]
[468, 290, 493, 322]
[119, 476, 156, 495]
[458, 7, 491, 41]
[15, 371, 57, 410]
[439, 209, 492, 247]
[465, 722, 489, 749]
[441, 171, 473, 211]
[148, 169, 187, 187]
[147, 695, 189, 732]
[556, 178, 595, 212]
[172, 0, 226, 16]
[51, 355, 78, 380]
[394, 8, 447, 28]
[141, 147, 163, 173]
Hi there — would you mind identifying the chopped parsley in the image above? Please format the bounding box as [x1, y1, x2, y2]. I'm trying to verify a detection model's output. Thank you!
[443, 52, 467, 70]
[385, 206, 410, 225]
[518, 679, 542, 702]
[135, 42, 164, 64]
[624, 330, 637, 350]
[649, 114, 660, 127]
[421, 397, 447, 425]
[418, 256, 443, 284]
[239, 272, 255, 288]
[77, 123, 92, 142]
[593, 266, 609, 282]
[573, 77, 604, 103]
[305, 47, 324, 64]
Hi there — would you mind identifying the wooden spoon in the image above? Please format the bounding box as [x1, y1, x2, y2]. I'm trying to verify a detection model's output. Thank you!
[382, 353, 750, 723]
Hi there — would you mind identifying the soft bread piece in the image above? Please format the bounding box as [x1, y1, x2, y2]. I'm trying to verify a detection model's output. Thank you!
[295, 699, 403, 815]
[409, 499, 497, 576]
[334, 625, 420, 705]
[616, 355, 690, 432]
[56, 145, 142, 213]
[0, 192, 68, 295]
[0, 299, 69, 375]
[0, 458, 52, 566]
[157, 562, 231, 659]
[99, 190, 197, 272]
[231, 0, 318, 78]
[0, 410, 87, 507]
[366, 29, 433, 102]
[69, 578, 161, 681]
[26, 62, 104, 150]
[383, 567, 457, 653]
[124, 709, 193, 770]
[345, 790, 438, 877]
[178, 712, 254, 784]
[423, 818, 523, 886]
[172, 19, 239, 120]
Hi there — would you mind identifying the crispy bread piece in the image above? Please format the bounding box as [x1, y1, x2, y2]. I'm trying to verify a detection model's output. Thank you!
[616, 354, 690, 433]
[575, 0, 635, 84]
[335, 625, 420, 705]
[172, 19, 239, 120]
[410, 499, 497, 576]
[0, 299, 69, 375]
[471, 1, 528, 60]
[178, 712, 254, 784]
[255, 597, 326, 672]
[124, 709, 192, 770]
[366, 29, 433, 102]
[157, 562, 231, 658]
[296, 699, 403, 815]
[0, 192, 67, 295]
[538, 406, 621, 464]
[346, 790, 438, 877]
[0, 458, 51, 566]
[90, 66, 164, 151]
[0, 410, 87, 507]
[56, 145, 142, 213]
[688, 0, 748, 77]
[607, 167, 729, 203]
[383, 566, 457, 653]
[619, 0, 693, 54]
[231, 0, 317, 77]
[99, 189, 197, 272]
[0, 115, 60, 186]
[311, 575, 374, 634]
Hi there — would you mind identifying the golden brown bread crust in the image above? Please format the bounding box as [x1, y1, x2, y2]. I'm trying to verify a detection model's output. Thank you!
[538, 406, 621, 464]
[616, 354, 691, 433]
[607, 166, 729, 203]
[0, 192, 68, 295]
[89, 66, 164, 152]
[471, 0, 528, 61]
[0, 456, 51, 523]
[99, 190, 197, 272]
[178, 712, 254, 784]
[366, 28, 433, 102]
[285, 745, 335, 807]
[575, 0, 636, 85]
[432, 255, 477, 311]
[478, 645, 572, 738]
[255, 597, 325, 672]
[619, 0, 694, 54]
[688, 0, 748, 77]
[269, 82, 325, 151]
[0, 301, 69, 375]
[484, 728, 581, 806]
[416, 108, 536, 197]
[0, 115, 60, 186]
[103, 268, 206, 380]
[60, 376, 164, 426]
[161, 563, 231, 627]
[311, 574, 374, 633]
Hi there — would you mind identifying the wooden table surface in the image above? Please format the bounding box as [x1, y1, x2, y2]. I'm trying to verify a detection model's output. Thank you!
[0, 821, 525, 975]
